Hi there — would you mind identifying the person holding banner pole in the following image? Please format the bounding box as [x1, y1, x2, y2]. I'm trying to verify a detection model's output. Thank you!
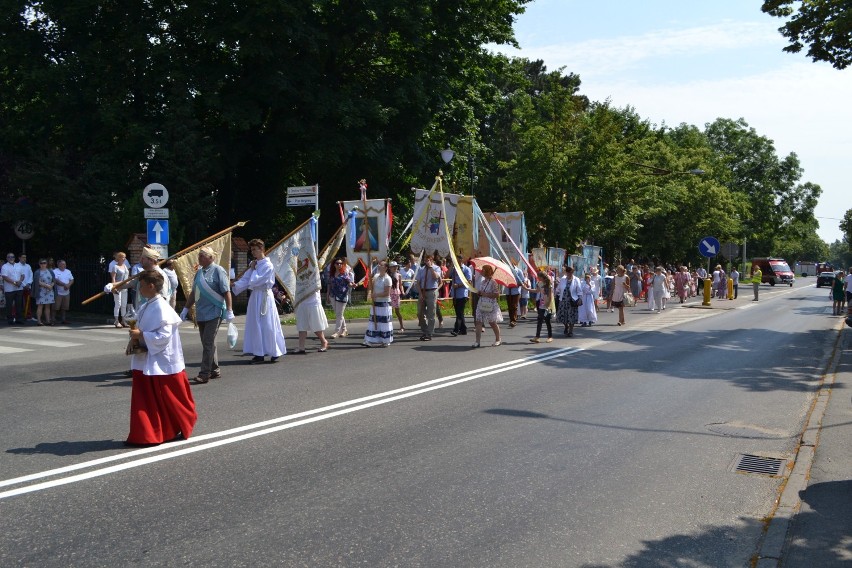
[180, 246, 233, 383]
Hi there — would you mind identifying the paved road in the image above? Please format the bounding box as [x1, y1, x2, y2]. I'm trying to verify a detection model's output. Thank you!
[1, 280, 842, 566]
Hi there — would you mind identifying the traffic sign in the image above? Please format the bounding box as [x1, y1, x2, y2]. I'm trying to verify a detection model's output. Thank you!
[143, 183, 169, 208]
[144, 207, 169, 219]
[14, 220, 34, 240]
[287, 185, 318, 196]
[286, 195, 318, 207]
[147, 219, 169, 245]
[698, 236, 720, 258]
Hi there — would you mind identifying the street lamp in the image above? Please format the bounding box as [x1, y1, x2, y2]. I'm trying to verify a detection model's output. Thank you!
[440, 146, 455, 164]
[439, 143, 476, 194]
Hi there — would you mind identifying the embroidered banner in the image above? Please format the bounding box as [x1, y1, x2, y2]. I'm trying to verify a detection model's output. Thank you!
[452, 195, 477, 260]
[340, 198, 390, 266]
[267, 218, 320, 308]
[171, 232, 232, 309]
[531, 248, 547, 270]
[410, 189, 460, 258]
[481, 212, 527, 264]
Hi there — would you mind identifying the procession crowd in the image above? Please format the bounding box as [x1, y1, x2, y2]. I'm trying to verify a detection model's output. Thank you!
[7, 242, 852, 450]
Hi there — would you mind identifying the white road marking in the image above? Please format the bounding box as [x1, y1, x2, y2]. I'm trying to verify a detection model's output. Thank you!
[7, 329, 126, 342]
[0, 347, 582, 499]
[0, 346, 30, 354]
[0, 336, 82, 348]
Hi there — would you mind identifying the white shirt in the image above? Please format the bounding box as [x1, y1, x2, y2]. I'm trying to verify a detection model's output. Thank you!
[53, 268, 74, 296]
[19, 262, 33, 286]
[844, 273, 852, 291]
[372, 274, 392, 299]
[1, 261, 23, 293]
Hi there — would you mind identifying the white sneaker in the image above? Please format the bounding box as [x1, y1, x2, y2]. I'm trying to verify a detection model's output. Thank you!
[28, 317, 39, 322]
[330, 332, 340, 339]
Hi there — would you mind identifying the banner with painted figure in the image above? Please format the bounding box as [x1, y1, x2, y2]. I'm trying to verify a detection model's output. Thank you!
[567, 245, 602, 276]
[531, 247, 547, 270]
[340, 198, 390, 266]
[267, 218, 321, 308]
[485, 212, 527, 264]
[410, 189, 460, 258]
[547, 248, 567, 272]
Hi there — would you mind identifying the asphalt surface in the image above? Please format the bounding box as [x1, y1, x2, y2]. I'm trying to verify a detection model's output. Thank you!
[1, 280, 848, 567]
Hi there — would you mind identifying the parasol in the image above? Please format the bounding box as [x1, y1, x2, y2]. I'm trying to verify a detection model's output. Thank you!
[469, 256, 518, 288]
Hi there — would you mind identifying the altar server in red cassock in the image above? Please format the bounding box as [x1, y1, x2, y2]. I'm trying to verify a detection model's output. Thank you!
[126, 270, 197, 446]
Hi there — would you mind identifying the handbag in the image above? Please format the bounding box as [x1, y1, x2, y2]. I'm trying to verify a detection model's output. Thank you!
[571, 297, 583, 307]
[623, 292, 636, 307]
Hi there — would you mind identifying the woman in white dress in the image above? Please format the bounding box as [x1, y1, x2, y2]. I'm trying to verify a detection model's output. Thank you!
[363, 261, 394, 347]
[232, 239, 287, 363]
[472, 265, 502, 348]
[651, 266, 670, 312]
[110, 252, 130, 327]
[294, 287, 329, 354]
[578, 273, 598, 326]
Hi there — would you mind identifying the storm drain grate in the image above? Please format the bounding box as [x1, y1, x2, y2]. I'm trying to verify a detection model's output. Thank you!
[732, 454, 786, 477]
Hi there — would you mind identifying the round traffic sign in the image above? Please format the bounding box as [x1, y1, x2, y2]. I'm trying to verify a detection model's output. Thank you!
[143, 183, 169, 208]
[698, 236, 720, 258]
[14, 220, 34, 240]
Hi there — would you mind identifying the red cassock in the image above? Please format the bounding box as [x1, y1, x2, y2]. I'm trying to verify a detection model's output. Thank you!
[127, 370, 197, 445]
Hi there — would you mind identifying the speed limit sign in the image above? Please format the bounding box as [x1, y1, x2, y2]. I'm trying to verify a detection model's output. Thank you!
[14, 220, 34, 240]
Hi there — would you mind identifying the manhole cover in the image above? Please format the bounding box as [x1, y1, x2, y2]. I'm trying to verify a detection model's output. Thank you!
[731, 454, 786, 477]
[707, 421, 792, 439]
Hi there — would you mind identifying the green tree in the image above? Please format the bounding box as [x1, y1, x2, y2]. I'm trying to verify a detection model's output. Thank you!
[762, 0, 852, 69]
[704, 118, 821, 258]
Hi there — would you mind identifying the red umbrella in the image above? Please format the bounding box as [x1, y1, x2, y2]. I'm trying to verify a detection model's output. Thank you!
[469, 256, 518, 288]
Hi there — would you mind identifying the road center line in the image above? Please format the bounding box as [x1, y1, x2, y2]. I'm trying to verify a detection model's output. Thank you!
[0, 347, 582, 498]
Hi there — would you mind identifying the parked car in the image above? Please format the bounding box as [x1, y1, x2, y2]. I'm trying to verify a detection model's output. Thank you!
[816, 271, 836, 288]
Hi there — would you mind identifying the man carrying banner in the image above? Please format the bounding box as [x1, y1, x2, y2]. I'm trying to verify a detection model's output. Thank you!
[414, 254, 442, 341]
[180, 246, 234, 383]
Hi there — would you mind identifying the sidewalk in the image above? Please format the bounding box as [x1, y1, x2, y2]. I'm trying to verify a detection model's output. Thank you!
[764, 322, 852, 567]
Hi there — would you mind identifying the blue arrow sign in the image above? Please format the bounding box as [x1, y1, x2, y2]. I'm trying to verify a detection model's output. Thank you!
[698, 236, 720, 258]
[147, 219, 169, 245]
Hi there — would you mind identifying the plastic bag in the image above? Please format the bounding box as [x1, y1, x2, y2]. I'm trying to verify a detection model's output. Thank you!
[227, 321, 239, 349]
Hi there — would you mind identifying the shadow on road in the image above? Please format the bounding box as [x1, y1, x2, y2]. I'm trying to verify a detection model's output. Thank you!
[6, 439, 125, 456]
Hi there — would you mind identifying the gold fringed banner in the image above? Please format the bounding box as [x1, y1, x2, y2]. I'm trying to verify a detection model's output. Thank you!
[171, 232, 233, 323]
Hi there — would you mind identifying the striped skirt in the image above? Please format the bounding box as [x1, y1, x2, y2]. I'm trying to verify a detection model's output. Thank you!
[365, 301, 394, 345]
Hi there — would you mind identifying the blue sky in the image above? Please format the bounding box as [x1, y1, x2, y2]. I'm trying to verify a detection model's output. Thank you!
[493, 0, 852, 244]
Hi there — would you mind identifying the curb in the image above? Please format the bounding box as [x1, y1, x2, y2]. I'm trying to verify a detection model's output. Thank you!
[753, 320, 845, 566]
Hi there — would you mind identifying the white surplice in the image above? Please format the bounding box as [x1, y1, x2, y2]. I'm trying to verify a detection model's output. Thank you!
[232, 257, 287, 357]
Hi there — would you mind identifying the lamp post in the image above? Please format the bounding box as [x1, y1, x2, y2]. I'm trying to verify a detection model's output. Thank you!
[440, 142, 476, 194]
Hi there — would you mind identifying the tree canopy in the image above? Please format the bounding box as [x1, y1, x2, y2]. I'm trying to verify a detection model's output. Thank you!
[0, 1, 827, 268]
[762, 0, 852, 69]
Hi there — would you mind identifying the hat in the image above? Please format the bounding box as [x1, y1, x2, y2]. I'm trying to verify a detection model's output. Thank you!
[199, 246, 216, 258]
[389, 261, 399, 267]
[141, 247, 161, 261]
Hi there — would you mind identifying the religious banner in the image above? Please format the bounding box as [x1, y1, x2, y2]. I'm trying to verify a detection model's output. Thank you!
[267, 217, 320, 308]
[531, 247, 547, 270]
[547, 248, 567, 272]
[570, 245, 602, 276]
[485, 212, 527, 264]
[170, 231, 233, 309]
[452, 195, 477, 259]
[340, 198, 390, 267]
[410, 188, 460, 258]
